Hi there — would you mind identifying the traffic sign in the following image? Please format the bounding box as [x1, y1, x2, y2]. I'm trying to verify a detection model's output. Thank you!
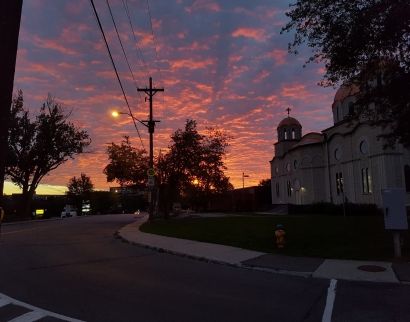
[148, 177, 155, 187]
[147, 168, 156, 177]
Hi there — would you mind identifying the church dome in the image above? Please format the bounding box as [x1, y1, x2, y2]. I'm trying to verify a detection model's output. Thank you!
[277, 117, 301, 129]
[334, 84, 360, 103]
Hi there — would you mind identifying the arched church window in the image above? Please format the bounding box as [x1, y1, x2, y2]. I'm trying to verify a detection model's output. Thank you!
[360, 140, 368, 154]
[348, 102, 354, 115]
[284, 128, 287, 140]
[336, 172, 343, 194]
[362, 168, 372, 193]
[336, 173, 340, 194]
[292, 128, 295, 139]
[334, 148, 341, 161]
[286, 163, 291, 172]
[287, 180, 292, 197]
[405, 165, 410, 192]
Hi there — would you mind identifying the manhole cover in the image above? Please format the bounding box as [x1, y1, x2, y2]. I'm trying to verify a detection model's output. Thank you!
[357, 265, 387, 272]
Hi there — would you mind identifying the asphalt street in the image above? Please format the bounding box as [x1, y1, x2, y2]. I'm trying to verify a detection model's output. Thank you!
[0, 214, 409, 322]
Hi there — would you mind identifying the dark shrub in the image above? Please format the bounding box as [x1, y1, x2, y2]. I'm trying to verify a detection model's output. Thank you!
[303, 201, 381, 216]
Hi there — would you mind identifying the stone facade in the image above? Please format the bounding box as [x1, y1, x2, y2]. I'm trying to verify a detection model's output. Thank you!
[270, 87, 410, 208]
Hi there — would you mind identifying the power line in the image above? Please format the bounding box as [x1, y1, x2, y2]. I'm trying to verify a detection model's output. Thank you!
[122, 0, 151, 84]
[146, 0, 163, 86]
[88, 0, 144, 149]
[145, 0, 165, 135]
[106, 0, 146, 111]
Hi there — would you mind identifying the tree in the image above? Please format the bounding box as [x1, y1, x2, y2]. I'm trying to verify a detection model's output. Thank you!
[66, 173, 94, 216]
[103, 120, 233, 218]
[281, 0, 410, 148]
[89, 191, 122, 215]
[258, 178, 271, 187]
[157, 120, 233, 217]
[6, 91, 91, 218]
[103, 136, 149, 188]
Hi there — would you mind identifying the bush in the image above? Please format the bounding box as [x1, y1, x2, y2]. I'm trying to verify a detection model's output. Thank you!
[303, 201, 381, 216]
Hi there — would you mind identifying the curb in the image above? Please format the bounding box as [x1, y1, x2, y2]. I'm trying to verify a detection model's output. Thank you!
[116, 231, 314, 279]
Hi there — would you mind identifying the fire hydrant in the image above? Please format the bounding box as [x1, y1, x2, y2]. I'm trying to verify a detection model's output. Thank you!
[275, 224, 286, 249]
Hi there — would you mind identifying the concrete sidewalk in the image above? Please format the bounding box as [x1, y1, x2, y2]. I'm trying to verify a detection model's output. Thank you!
[118, 215, 410, 284]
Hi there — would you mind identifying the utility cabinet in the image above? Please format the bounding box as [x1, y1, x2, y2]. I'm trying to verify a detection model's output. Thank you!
[381, 188, 408, 230]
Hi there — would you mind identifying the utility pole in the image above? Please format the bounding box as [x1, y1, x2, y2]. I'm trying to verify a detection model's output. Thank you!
[0, 1, 23, 212]
[138, 77, 163, 223]
[242, 172, 249, 212]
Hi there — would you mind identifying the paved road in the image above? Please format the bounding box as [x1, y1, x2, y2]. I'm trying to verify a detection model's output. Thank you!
[0, 215, 409, 322]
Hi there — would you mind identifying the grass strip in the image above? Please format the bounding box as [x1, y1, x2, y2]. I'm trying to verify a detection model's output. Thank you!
[140, 214, 410, 261]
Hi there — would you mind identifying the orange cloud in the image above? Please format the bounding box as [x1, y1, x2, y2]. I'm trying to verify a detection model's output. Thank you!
[169, 58, 215, 69]
[281, 83, 313, 99]
[232, 28, 266, 41]
[28, 34, 77, 55]
[267, 49, 288, 65]
[74, 86, 96, 92]
[253, 70, 270, 83]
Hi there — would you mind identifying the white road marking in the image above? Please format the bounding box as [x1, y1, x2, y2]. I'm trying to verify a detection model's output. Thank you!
[9, 311, 46, 322]
[322, 279, 337, 322]
[0, 293, 85, 322]
[0, 297, 12, 307]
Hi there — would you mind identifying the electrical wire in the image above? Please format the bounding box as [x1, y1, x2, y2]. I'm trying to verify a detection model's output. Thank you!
[146, 0, 163, 86]
[106, 0, 146, 111]
[88, 0, 145, 149]
[122, 0, 151, 84]
[146, 0, 165, 136]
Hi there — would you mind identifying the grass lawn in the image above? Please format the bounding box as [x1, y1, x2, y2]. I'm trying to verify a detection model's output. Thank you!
[140, 213, 410, 261]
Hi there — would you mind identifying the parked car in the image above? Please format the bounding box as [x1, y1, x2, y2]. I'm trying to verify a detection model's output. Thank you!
[61, 211, 77, 218]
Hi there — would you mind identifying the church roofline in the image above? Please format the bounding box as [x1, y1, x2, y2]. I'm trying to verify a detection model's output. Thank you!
[322, 120, 377, 142]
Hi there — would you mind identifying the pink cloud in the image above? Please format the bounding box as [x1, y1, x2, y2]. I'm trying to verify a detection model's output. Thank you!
[169, 58, 215, 69]
[281, 83, 313, 99]
[185, 0, 221, 13]
[253, 70, 270, 83]
[29, 35, 78, 55]
[7, 1, 339, 194]
[178, 41, 210, 51]
[267, 49, 288, 65]
[65, 2, 82, 14]
[74, 86, 96, 92]
[232, 27, 266, 41]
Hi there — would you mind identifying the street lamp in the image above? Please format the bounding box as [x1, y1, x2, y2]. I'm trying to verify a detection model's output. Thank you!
[242, 172, 249, 212]
[112, 111, 146, 129]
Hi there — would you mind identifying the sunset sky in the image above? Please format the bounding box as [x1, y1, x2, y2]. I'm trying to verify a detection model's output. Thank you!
[5, 0, 337, 195]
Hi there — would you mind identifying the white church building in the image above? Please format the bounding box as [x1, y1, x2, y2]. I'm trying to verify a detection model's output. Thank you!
[270, 86, 410, 208]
